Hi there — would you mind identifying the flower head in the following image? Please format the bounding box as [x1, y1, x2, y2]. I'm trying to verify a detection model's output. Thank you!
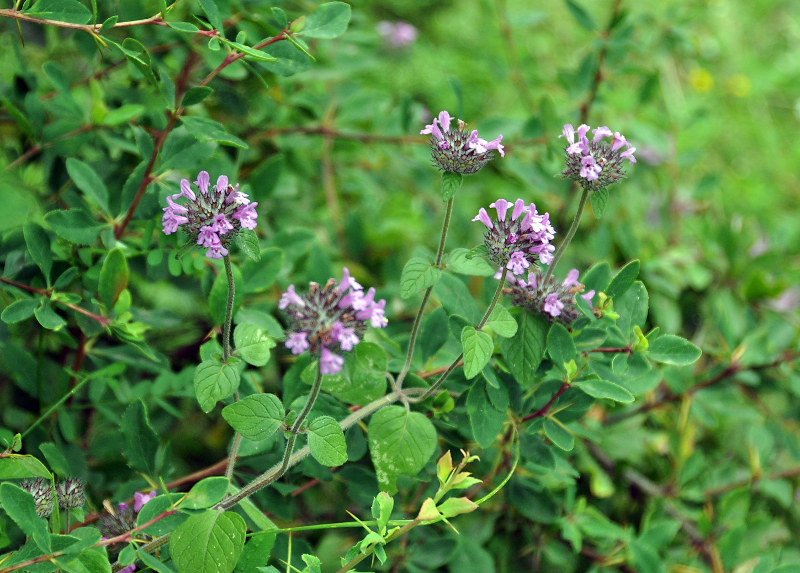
[505, 268, 595, 325]
[473, 198, 556, 274]
[377, 20, 418, 48]
[21, 477, 56, 518]
[280, 268, 388, 375]
[56, 477, 86, 509]
[421, 111, 505, 174]
[560, 123, 636, 191]
[162, 171, 258, 259]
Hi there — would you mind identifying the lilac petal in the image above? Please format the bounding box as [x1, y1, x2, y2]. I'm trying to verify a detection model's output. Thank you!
[134, 491, 156, 513]
[620, 147, 637, 164]
[560, 124, 575, 143]
[511, 198, 526, 221]
[197, 226, 219, 247]
[279, 285, 305, 310]
[286, 332, 310, 355]
[472, 207, 494, 229]
[195, 171, 210, 194]
[438, 110, 451, 133]
[611, 132, 627, 152]
[506, 251, 530, 276]
[592, 126, 613, 142]
[179, 178, 196, 201]
[205, 243, 229, 259]
[562, 269, 580, 288]
[576, 124, 591, 140]
[166, 196, 188, 214]
[543, 293, 564, 317]
[483, 134, 505, 157]
[581, 289, 596, 307]
[490, 198, 511, 221]
[320, 347, 344, 375]
[216, 175, 228, 191]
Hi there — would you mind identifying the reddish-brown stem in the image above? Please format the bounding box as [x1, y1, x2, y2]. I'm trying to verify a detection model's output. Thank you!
[0, 277, 111, 327]
[521, 381, 570, 422]
[589, 346, 632, 354]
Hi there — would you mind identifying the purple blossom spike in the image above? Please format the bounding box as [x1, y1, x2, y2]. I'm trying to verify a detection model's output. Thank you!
[421, 111, 505, 174]
[162, 171, 258, 259]
[475, 198, 556, 276]
[505, 268, 595, 325]
[560, 123, 636, 191]
[280, 268, 388, 375]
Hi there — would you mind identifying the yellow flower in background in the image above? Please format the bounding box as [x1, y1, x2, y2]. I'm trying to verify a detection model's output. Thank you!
[689, 67, 714, 93]
[727, 74, 751, 98]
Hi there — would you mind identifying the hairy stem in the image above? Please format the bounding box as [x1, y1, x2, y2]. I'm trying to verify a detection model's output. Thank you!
[543, 187, 589, 284]
[396, 194, 455, 391]
[412, 267, 509, 403]
[222, 255, 235, 361]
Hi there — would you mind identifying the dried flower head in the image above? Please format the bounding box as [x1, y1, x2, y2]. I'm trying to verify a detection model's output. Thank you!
[473, 198, 556, 274]
[162, 171, 258, 259]
[280, 268, 388, 375]
[99, 491, 156, 538]
[21, 477, 56, 518]
[560, 124, 636, 191]
[56, 477, 86, 509]
[421, 111, 505, 174]
[505, 268, 595, 325]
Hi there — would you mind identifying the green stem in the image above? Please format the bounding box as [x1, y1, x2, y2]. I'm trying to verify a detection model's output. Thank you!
[413, 267, 509, 403]
[222, 255, 234, 361]
[22, 376, 91, 439]
[396, 195, 455, 391]
[337, 519, 422, 573]
[543, 187, 590, 284]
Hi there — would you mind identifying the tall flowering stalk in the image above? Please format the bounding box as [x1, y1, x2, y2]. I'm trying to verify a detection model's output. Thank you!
[280, 268, 388, 375]
[545, 124, 636, 284]
[421, 110, 505, 175]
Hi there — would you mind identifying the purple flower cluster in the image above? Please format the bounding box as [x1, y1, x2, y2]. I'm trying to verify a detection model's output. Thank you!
[421, 111, 505, 174]
[162, 171, 258, 259]
[560, 124, 636, 191]
[100, 490, 156, 572]
[377, 20, 418, 48]
[505, 268, 595, 325]
[473, 198, 556, 275]
[280, 268, 388, 375]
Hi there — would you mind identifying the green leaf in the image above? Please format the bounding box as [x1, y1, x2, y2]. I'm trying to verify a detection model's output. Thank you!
[194, 360, 241, 413]
[0, 454, 53, 479]
[181, 476, 230, 509]
[307, 416, 348, 467]
[647, 335, 702, 366]
[170, 511, 246, 573]
[222, 393, 284, 441]
[607, 260, 640, 299]
[547, 322, 577, 366]
[242, 247, 283, 293]
[209, 263, 243, 325]
[466, 383, 506, 448]
[301, 343, 387, 405]
[39, 442, 71, 477]
[234, 229, 261, 262]
[368, 406, 437, 494]
[233, 324, 276, 367]
[543, 418, 574, 451]
[44, 209, 105, 245]
[181, 116, 248, 149]
[136, 493, 187, 536]
[1, 298, 40, 324]
[564, 0, 597, 31]
[166, 21, 199, 33]
[34, 300, 66, 330]
[181, 86, 214, 107]
[24, 223, 52, 284]
[400, 257, 441, 299]
[138, 548, 178, 573]
[227, 41, 277, 62]
[298, 2, 351, 39]
[198, 0, 223, 34]
[102, 104, 146, 126]
[574, 378, 635, 403]
[98, 248, 129, 307]
[447, 247, 495, 276]
[461, 326, 493, 380]
[615, 281, 649, 334]
[122, 400, 160, 476]
[433, 273, 481, 323]
[0, 483, 51, 553]
[26, 0, 91, 24]
[441, 170, 463, 201]
[484, 304, 517, 337]
[499, 309, 548, 385]
[236, 534, 276, 573]
[437, 497, 478, 518]
[590, 187, 609, 218]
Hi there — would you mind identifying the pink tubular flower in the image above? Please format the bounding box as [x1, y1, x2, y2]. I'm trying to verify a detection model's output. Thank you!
[560, 123, 636, 190]
[421, 111, 505, 174]
[161, 171, 258, 259]
[134, 491, 156, 513]
[476, 198, 556, 275]
[505, 268, 594, 325]
[280, 268, 388, 373]
[543, 293, 565, 317]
